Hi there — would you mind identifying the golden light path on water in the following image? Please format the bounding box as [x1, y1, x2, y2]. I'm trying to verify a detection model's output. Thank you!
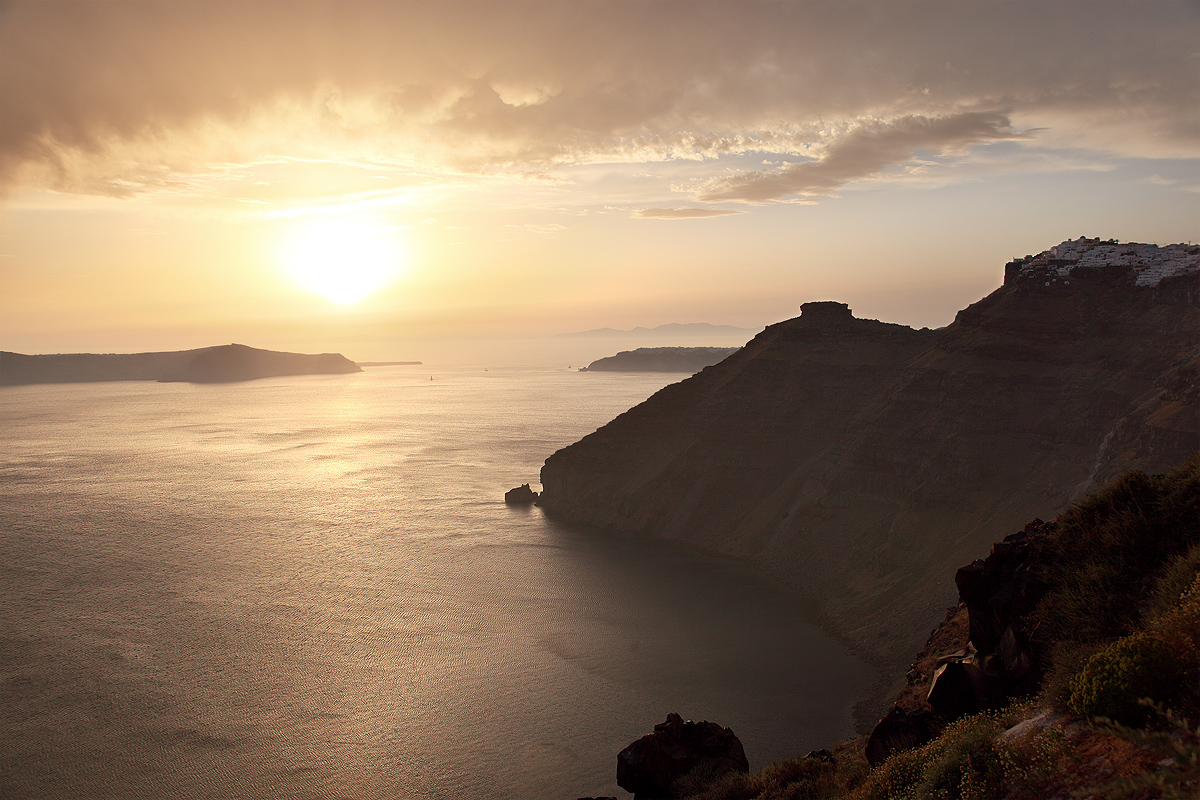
[0, 366, 874, 799]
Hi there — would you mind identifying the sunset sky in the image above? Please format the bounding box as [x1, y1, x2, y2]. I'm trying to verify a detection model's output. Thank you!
[2, 1, 1197, 363]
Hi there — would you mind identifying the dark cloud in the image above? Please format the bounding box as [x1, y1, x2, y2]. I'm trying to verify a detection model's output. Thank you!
[0, 1, 1195, 195]
[699, 113, 1030, 203]
[634, 207, 743, 219]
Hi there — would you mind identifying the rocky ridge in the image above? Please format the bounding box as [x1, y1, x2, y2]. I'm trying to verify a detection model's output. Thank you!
[538, 239, 1200, 680]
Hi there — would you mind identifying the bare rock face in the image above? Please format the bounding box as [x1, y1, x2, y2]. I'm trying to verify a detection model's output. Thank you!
[539, 241, 1200, 672]
[616, 713, 749, 799]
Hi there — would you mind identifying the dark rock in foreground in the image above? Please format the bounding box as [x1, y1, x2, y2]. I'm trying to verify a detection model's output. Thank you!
[865, 706, 942, 767]
[617, 713, 748, 799]
[504, 484, 539, 505]
[580, 346, 739, 373]
[0, 344, 361, 385]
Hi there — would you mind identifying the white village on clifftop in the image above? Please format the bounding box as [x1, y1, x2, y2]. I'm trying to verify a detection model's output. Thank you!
[1009, 237, 1200, 288]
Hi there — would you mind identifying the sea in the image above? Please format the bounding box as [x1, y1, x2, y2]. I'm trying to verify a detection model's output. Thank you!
[0, 365, 874, 800]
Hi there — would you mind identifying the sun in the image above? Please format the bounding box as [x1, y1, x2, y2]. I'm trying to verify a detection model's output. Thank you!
[277, 218, 406, 305]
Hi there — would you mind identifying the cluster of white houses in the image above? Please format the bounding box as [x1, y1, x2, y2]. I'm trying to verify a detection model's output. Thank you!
[1005, 237, 1200, 288]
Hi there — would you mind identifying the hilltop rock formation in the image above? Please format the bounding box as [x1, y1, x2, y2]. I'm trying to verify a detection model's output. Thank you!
[539, 239, 1200, 673]
[0, 344, 361, 385]
[581, 346, 739, 373]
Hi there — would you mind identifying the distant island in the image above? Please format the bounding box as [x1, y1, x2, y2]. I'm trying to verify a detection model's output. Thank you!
[0, 343, 362, 386]
[580, 346, 739, 373]
[555, 322, 761, 340]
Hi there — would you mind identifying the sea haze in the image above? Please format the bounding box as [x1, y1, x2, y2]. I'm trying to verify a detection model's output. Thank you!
[0, 367, 873, 799]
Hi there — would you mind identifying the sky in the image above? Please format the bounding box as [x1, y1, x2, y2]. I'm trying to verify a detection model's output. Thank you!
[1, 0, 1197, 364]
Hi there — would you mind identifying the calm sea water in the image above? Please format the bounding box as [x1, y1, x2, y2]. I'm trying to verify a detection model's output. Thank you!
[0, 366, 873, 800]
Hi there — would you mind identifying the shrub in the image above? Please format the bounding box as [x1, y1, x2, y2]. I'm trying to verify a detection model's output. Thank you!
[853, 714, 1006, 800]
[1067, 632, 1193, 725]
[995, 724, 1077, 795]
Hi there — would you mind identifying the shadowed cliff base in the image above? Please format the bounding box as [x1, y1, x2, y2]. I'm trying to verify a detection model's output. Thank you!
[0, 344, 361, 385]
[539, 241, 1200, 707]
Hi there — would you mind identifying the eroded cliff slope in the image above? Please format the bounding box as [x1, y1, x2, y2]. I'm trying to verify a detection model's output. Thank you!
[540, 239, 1200, 671]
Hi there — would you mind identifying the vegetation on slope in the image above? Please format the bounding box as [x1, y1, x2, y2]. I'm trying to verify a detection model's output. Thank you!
[674, 456, 1200, 800]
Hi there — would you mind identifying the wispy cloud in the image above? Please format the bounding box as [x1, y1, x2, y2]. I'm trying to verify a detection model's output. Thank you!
[699, 113, 1030, 203]
[634, 207, 742, 219]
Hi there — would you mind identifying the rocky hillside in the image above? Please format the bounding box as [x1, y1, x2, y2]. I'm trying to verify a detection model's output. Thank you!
[654, 456, 1200, 800]
[0, 344, 361, 385]
[539, 239, 1200, 674]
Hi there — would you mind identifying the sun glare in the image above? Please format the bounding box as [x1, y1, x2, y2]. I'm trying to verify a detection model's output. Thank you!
[277, 219, 406, 305]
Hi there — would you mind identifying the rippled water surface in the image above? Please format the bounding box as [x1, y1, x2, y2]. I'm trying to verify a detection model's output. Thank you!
[0, 366, 873, 799]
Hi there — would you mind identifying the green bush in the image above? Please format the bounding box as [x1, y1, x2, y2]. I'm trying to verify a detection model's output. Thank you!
[1067, 632, 1192, 725]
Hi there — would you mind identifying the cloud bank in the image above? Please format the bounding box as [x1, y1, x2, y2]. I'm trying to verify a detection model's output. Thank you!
[1, 1, 1195, 202]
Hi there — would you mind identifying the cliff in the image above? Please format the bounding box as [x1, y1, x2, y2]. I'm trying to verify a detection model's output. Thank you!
[540, 239, 1200, 673]
[582, 346, 740, 373]
[0, 344, 361, 385]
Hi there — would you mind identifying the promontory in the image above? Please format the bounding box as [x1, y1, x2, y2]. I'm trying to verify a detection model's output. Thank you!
[538, 238, 1200, 677]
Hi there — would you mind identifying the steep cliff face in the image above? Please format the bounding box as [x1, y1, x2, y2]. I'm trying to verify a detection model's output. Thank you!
[540, 242, 1200, 671]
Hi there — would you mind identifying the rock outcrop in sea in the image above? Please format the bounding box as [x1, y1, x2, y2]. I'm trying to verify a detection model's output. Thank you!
[538, 239, 1200, 676]
[504, 483, 539, 505]
[617, 713, 749, 799]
